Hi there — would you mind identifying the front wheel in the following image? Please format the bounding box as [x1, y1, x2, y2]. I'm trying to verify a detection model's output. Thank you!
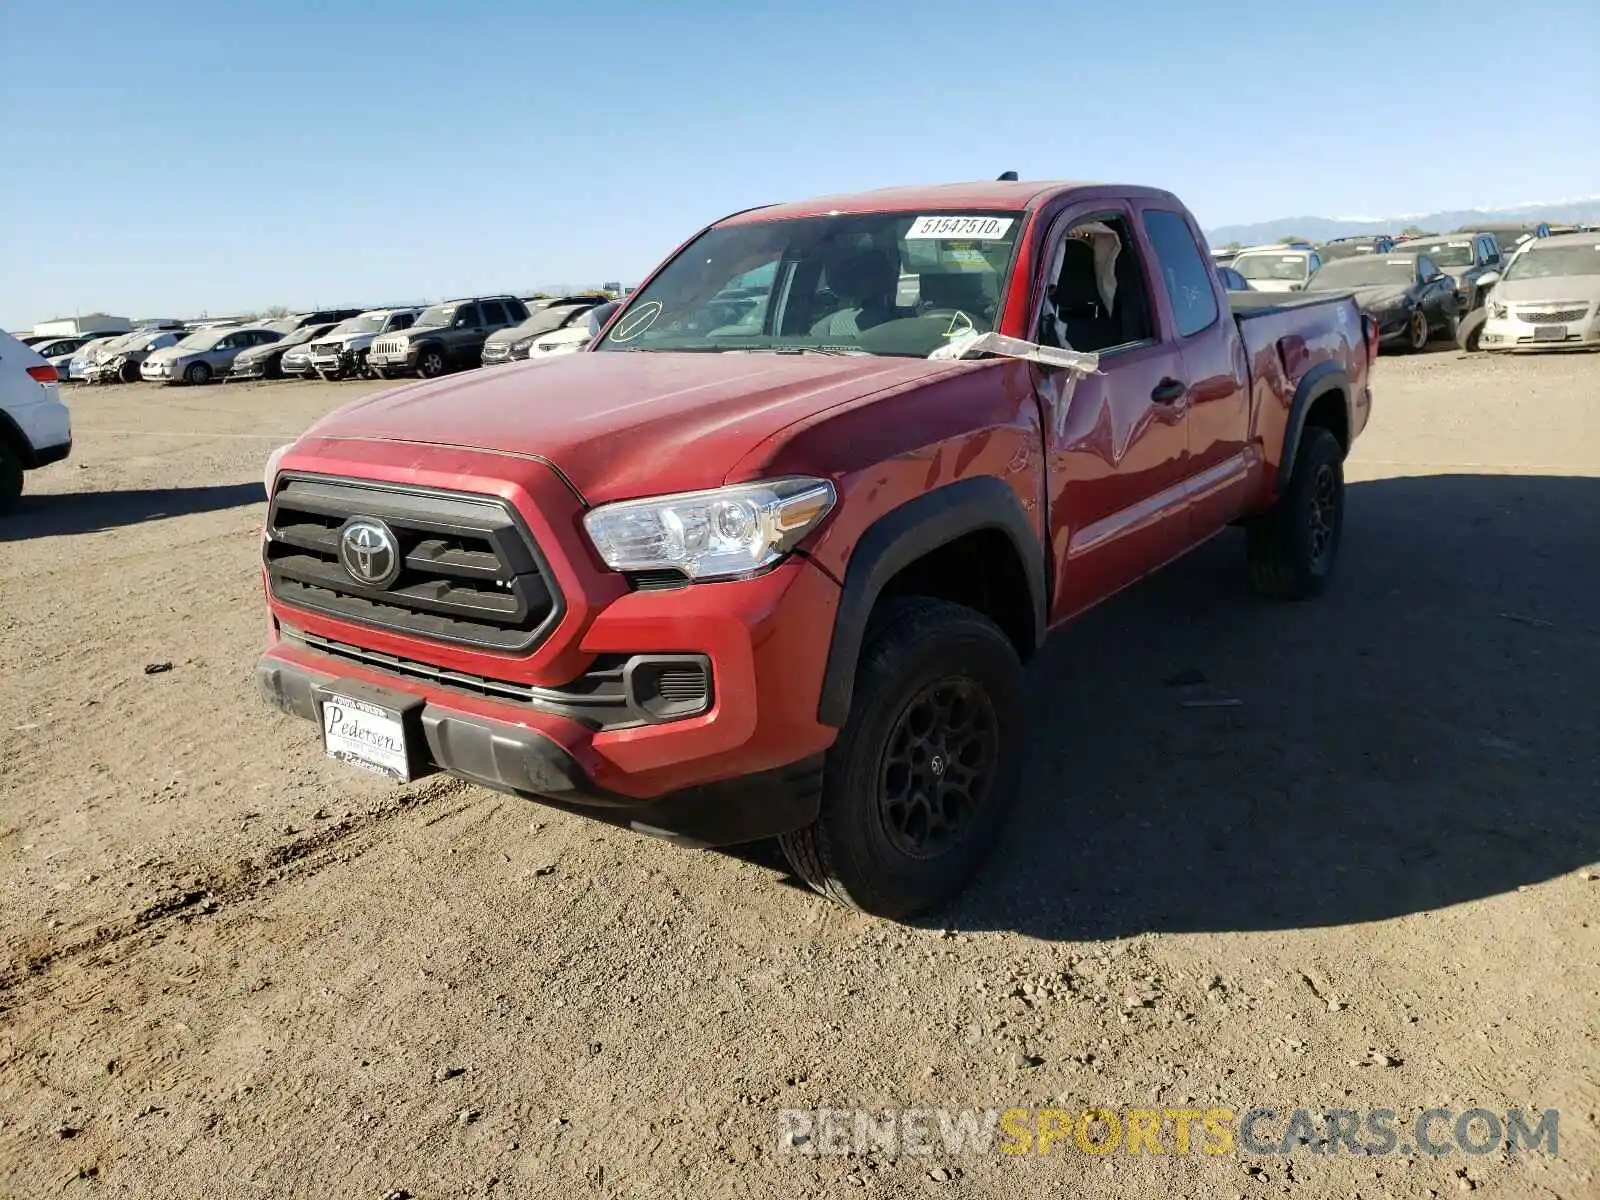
[1456, 307, 1487, 353]
[184, 361, 212, 386]
[418, 347, 447, 379]
[779, 597, 1023, 918]
[119, 360, 140, 384]
[1246, 426, 1345, 600]
[1405, 308, 1429, 353]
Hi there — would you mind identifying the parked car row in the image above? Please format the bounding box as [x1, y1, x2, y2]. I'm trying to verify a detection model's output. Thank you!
[59, 295, 616, 386]
[1208, 222, 1599, 355]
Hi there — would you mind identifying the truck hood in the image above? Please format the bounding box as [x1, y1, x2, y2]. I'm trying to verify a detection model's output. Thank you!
[302, 350, 965, 503]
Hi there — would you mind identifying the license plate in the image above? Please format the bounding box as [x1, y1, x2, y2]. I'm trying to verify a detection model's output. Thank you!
[1533, 325, 1567, 341]
[322, 692, 411, 781]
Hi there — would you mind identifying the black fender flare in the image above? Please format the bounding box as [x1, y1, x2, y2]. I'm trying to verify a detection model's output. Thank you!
[1276, 362, 1351, 494]
[815, 476, 1047, 727]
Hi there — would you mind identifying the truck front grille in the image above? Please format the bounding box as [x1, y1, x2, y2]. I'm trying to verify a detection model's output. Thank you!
[265, 476, 563, 652]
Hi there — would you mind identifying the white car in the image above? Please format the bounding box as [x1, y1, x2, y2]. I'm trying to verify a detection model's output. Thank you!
[1480, 232, 1600, 352]
[66, 334, 127, 382]
[1229, 246, 1324, 293]
[307, 308, 421, 380]
[0, 330, 73, 510]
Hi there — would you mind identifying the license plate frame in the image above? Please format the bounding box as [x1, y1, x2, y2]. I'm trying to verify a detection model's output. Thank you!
[1532, 325, 1567, 342]
[317, 682, 426, 782]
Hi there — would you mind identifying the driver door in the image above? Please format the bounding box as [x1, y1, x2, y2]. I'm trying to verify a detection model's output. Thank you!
[1034, 203, 1193, 621]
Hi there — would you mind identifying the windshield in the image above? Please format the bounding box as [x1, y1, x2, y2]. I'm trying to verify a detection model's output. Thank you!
[277, 324, 326, 347]
[415, 304, 457, 328]
[595, 210, 1025, 357]
[1407, 240, 1474, 267]
[1308, 258, 1417, 288]
[1503, 243, 1600, 280]
[508, 306, 589, 339]
[1317, 243, 1370, 261]
[1234, 253, 1311, 281]
[329, 313, 387, 336]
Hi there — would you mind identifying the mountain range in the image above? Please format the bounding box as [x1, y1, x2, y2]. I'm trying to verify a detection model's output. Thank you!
[1204, 199, 1600, 247]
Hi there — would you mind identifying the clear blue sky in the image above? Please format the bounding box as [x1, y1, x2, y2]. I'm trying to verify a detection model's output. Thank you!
[3, 0, 1596, 329]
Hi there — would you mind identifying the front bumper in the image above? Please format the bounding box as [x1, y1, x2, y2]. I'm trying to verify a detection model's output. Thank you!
[479, 343, 528, 365]
[255, 653, 824, 847]
[310, 348, 361, 374]
[140, 360, 174, 381]
[280, 357, 316, 376]
[228, 358, 272, 380]
[1481, 311, 1600, 351]
[366, 345, 420, 371]
[256, 450, 844, 841]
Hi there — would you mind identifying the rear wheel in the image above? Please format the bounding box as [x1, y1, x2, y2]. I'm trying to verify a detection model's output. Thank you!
[0, 440, 22, 512]
[184, 361, 212, 386]
[1456, 307, 1487, 352]
[779, 597, 1023, 918]
[1247, 426, 1344, 600]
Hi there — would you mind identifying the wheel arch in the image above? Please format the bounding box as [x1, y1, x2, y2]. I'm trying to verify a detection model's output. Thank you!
[1276, 363, 1351, 494]
[816, 476, 1047, 728]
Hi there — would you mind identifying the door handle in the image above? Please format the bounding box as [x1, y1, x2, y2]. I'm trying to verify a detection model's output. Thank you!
[1150, 379, 1187, 405]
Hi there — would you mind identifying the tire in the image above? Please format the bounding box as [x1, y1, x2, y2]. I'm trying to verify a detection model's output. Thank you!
[0, 440, 22, 513]
[371, 366, 389, 380]
[119, 360, 140, 384]
[184, 361, 212, 386]
[265, 357, 282, 380]
[1246, 426, 1345, 601]
[1456, 307, 1487, 353]
[1405, 308, 1429, 353]
[418, 347, 447, 379]
[778, 597, 1024, 919]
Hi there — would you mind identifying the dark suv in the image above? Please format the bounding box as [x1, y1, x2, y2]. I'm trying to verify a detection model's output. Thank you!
[365, 295, 530, 379]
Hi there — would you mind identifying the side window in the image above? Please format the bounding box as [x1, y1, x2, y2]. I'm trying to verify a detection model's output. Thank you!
[453, 303, 482, 328]
[1140, 209, 1220, 338]
[505, 299, 528, 322]
[213, 335, 236, 350]
[1042, 213, 1156, 354]
[480, 300, 508, 326]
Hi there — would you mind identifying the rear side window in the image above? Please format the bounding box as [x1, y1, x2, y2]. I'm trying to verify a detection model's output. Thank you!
[505, 299, 529, 322]
[1142, 209, 1219, 337]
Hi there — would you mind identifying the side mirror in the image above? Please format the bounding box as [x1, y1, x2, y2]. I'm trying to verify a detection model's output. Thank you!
[587, 300, 623, 338]
[1477, 271, 1500, 288]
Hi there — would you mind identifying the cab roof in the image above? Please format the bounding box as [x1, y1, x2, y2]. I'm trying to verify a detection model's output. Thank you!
[716, 179, 1173, 225]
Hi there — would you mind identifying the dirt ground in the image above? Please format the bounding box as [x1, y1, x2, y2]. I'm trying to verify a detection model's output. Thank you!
[2, 350, 1597, 1199]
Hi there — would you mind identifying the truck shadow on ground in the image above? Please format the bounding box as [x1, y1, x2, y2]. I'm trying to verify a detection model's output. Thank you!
[0, 482, 263, 540]
[739, 473, 1600, 938]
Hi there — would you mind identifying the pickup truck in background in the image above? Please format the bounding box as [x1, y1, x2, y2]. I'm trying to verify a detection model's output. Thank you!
[257, 179, 1374, 917]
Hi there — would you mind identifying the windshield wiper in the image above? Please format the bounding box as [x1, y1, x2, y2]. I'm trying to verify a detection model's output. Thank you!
[769, 346, 866, 356]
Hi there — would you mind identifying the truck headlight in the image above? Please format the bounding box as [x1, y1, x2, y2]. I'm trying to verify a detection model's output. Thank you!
[264, 442, 291, 493]
[582, 477, 836, 580]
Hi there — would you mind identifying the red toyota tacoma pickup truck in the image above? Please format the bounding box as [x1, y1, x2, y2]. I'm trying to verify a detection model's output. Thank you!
[257, 179, 1374, 917]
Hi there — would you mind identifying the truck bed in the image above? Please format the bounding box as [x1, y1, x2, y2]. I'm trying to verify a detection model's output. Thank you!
[1227, 291, 1352, 317]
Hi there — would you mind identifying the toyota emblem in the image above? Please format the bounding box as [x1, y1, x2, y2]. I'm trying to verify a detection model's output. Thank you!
[338, 519, 401, 587]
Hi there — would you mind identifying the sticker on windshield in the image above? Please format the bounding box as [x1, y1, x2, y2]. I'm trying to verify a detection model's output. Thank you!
[607, 300, 662, 343]
[906, 216, 1014, 240]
